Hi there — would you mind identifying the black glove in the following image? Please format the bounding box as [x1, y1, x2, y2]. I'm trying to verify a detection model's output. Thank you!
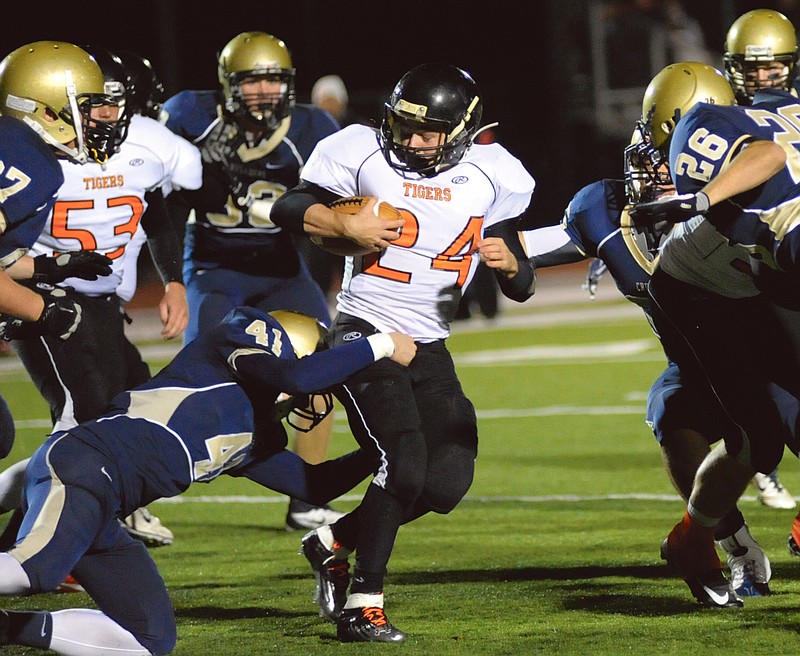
[0, 288, 82, 341]
[32, 251, 113, 284]
[628, 191, 710, 227]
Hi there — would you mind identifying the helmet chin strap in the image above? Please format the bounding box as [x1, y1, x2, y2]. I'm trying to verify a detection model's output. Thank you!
[21, 117, 86, 163]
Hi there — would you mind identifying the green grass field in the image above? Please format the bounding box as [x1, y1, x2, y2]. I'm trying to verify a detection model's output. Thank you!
[1, 289, 799, 655]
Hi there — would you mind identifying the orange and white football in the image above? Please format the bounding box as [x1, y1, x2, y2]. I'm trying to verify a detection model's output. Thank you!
[310, 196, 401, 257]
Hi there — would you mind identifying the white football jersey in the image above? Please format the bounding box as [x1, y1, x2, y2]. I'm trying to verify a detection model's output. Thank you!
[30, 114, 201, 298]
[301, 124, 535, 341]
[658, 216, 759, 299]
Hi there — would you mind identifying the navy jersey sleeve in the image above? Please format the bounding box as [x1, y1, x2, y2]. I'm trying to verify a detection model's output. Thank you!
[0, 117, 64, 267]
[563, 180, 623, 256]
[219, 307, 377, 394]
[162, 90, 219, 142]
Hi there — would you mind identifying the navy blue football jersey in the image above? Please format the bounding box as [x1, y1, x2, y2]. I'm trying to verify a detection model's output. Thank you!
[669, 94, 800, 299]
[0, 116, 64, 268]
[66, 306, 375, 513]
[563, 179, 653, 305]
[162, 90, 339, 273]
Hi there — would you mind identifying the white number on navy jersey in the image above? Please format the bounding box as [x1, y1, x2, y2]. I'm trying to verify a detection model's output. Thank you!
[674, 128, 728, 183]
[0, 162, 31, 202]
[244, 318, 285, 356]
[745, 105, 800, 183]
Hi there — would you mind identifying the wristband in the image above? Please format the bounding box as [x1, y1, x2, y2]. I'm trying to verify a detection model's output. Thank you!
[366, 333, 395, 360]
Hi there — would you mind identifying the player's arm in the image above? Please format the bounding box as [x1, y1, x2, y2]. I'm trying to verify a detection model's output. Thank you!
[141, 189, 187, 339]
[631, 140, 784, 225]
[271, 181, 403, 248]
[702, 140, 785, 206]
[520, 224, 586, 268]
[230, 330, 415, 394]
[480, 217, 536, 302]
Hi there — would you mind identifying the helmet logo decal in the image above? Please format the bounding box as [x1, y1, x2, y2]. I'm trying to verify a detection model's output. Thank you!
[343, 331, 362, 341]
[395, 98, 428, 119]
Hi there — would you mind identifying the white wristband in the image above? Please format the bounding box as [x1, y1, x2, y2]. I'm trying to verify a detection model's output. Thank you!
[366, 333, 395, 360]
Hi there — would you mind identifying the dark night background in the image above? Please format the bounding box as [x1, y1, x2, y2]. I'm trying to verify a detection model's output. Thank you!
[4, 0, 795, 228]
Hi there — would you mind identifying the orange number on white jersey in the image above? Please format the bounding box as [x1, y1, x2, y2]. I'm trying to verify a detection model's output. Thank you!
[51, 195, 144, 260]
[363, 208, 484, 288]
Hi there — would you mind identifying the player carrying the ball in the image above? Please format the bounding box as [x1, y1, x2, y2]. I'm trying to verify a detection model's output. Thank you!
[272, 62, 536, 642]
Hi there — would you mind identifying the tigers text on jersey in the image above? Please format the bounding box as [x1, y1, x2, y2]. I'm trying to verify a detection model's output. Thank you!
[0, 116, 64, 269]
[301, 124, 535, 341]
[163, 90, 338, 272]
[29, 115, 202, 296]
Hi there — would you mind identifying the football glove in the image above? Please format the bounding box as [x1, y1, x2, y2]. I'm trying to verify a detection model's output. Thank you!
[0, 288, 82, 342]
[582, 258, 608, 299]
[628, 191, 710, 227]
[32, 251, 113, 284]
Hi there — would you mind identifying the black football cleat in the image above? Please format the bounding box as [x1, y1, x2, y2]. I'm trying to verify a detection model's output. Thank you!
[300, 530, 350, 622]
[337, 606, 406, 643]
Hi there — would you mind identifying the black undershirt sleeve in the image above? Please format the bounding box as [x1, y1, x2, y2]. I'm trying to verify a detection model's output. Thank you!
[483, 217, 536, 302]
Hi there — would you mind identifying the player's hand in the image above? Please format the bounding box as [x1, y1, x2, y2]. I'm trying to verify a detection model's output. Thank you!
[32, 251, 113, 284]
[387, 332, 416, 366]
[478, 237, 518, 276]
[158, 282, 188, 340]
[582, 258, 608, 299]
[339, 198, 404, 251]
[629, 191, 710, 227]
[0, 288, 82, 341]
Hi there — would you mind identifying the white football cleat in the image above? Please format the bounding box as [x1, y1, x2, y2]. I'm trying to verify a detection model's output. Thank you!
[752, 471, 796, 509]
[716, 522, 771, 597]
[121, 507, 174, 547]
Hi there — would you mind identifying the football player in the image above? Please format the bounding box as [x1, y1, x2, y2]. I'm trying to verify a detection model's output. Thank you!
[0, 46, 202, 550]
[271, 62, 535, 642]
[722, 7, 799, 509]
[162, 31, 345, 532]
[518, 120, 772, 603]
[629, 62, 800, 606]
[0, 41, 121, 457]
[724, 8, 799, 105]
[0, 308, 415, 655]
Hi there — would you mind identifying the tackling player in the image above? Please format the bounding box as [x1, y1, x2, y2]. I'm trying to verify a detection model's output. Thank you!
[0, 308, 415, 655]
[629, 61, 800, 607]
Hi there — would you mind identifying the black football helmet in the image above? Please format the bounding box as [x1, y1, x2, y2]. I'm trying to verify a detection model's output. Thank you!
[83, 45, 131, 157]
[116, 50, 165, 119]
[380, 63, 483, 177]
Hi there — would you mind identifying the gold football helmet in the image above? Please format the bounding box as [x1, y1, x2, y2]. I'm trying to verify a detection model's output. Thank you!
[724, 9, 798, 104]
[268, 310, 332, 432]
[641, 62, 736, 154]
[0, 41, 110, 163]
[217, 31, 296, 134]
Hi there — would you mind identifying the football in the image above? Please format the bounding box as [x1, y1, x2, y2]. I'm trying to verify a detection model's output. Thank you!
[310, 196, 401, 257]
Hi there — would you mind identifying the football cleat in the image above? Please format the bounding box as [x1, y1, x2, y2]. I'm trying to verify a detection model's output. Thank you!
[716, 523, 771, 597]
[121, 507, 173, 547]
[752, 471, 796, 509]
[300, 529, 350, 622]
[286, 501, 345, 532]
[55, 574, 85, 593]
[789, 534, 800, 557]
[337, 606, 406, 643]
[661, 520, 743, 608]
